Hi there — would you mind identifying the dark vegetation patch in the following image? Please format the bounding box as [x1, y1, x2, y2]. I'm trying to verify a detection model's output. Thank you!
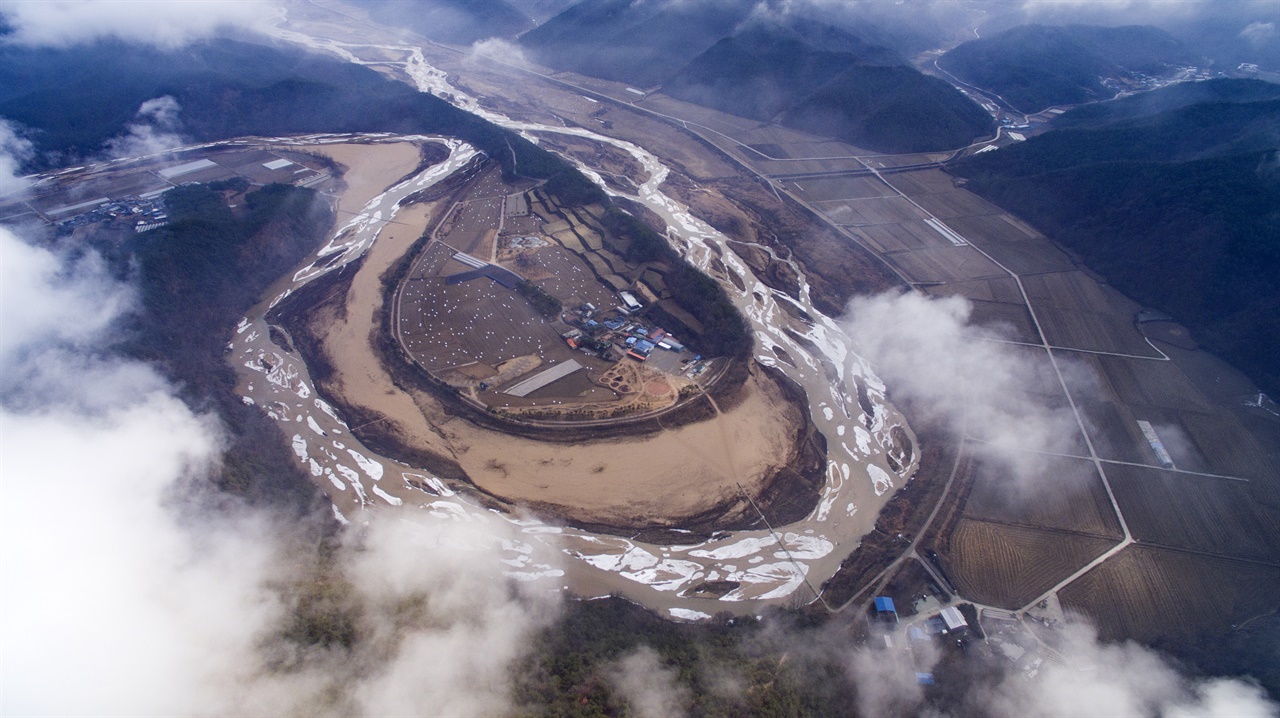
[0, 38, 580, 186]
[102, 183, 332, 512]
[515, 279, 562, 317]
[779, 65, 994, 153]
[950, 80, 1280, 396]
[600, 206, 751, 360]
[513, 596, 866, 718]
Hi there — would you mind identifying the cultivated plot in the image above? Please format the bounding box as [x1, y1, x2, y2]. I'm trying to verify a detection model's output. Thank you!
[1107, 464, 1280, 561]
[940, 519, 1116, 609]
[1060, 546, 1280, 641]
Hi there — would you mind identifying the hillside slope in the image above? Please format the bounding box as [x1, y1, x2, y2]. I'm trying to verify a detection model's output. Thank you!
[950, 80, 1280, 395]
[0, 38, 572, 183]
[939, 24, 1194, 112]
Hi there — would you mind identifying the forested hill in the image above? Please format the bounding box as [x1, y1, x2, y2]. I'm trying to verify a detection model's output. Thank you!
[661, 21, 902, 123]
[517, 0, 749, 88]
[661, 20, 993, 153]
[523, 2, 993, 153]
[0, 38, 575, 185]
[950, 80, 1280, 395]
[938, 24, 1194, 112]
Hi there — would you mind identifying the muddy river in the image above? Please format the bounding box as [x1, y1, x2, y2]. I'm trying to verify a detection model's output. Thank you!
[218, 17, 919, 620]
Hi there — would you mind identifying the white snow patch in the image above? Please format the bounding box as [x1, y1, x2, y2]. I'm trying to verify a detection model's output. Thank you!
[372, 485, 403, 506]
[668, 608, 712, 621]
[346, 448, 384, 481]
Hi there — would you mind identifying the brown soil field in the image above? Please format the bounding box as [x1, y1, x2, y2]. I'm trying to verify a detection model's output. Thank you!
[945, 213, 1043, 243]
[815, 196, 925, 226]
[969, 237, 1077, 275]
[1107, 464, 1280, 560]
[1021, 270, 1133, 315]
[1077, 400, 1164, 465]
[520, 246, 618, 309]
[938, 519, 1116, 608]
[908, 190, 1003, 220]
[962, 301, 1040, 343]
[962, 455, 1123, 538]
[1072, 354, 1215, 413]
[1032, 306, 1159, 356]
[884, 168, 966, 195]
[852, 220, 957, 253]
[792, 175, 898, 202]
[1059, 546, 1280, 642]
[883, 246, 1006, 284]
[922, 275, 1024, 304]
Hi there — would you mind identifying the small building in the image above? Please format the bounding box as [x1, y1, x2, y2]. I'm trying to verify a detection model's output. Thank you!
[915, 673, 935, 685]
[618, 290, 643, 313]
[874, 597, 896, 614]
[939, 606, 968, 632]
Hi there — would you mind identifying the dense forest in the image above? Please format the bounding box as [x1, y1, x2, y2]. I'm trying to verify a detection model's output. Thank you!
[601, 206, 751, 360]
[938, 24, 1194, 112]
[951, 79, 1280, 396]
[662, 22, 993, 153]
[0, 38, 573, 185]
[93, 182, 334, 510]
[780, 65, 994, 154]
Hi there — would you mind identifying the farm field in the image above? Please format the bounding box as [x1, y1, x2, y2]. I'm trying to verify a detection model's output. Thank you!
[883, 245, 1006, 283]
[814, 196, 923, 226]
[962, 454, 1123, 538]
[1107, 464, 1280, 560]
[1060, 546, 1280, 642]
[938, 518, 1115, 608]
[792, 175, 897, 202]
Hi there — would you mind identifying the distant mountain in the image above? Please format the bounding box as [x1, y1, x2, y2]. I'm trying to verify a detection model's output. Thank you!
[1050, 78, 1280, 128]
[662, 20, 901, 122]
[950, 79, 1280, 395]
[518, 0, 750, 87]
[524, 3, 993, 153]
[349, 0, 531, 45]
[782, 65, 996, 153]
[939, 24, 1195, 112]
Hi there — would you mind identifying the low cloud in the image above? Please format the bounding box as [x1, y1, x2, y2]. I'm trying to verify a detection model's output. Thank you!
[0, 225, 559, 715]
[0, 0, 272, 48]
[468, 37, 530, 68]
[608, 646, 693, 718]
[844, 290, 1083, 486]
[0, 119, 35, 198]
[1240, 20, 1278, 47]
[103, 95, 187, 160]
[980, 621, 1277, 718]
[846, 631, 937, 718]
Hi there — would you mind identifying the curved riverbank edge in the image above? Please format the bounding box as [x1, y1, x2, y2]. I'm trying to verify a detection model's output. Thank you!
[267, 239, 828, 535]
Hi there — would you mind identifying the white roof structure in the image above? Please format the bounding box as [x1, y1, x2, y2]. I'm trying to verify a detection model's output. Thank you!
[940, 606, 967, 631]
